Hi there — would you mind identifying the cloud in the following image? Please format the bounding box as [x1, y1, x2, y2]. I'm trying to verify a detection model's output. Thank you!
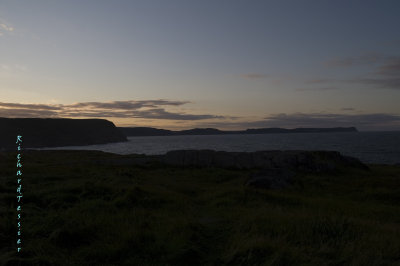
[60, 108, 224, 120]
[239, 73, 268, 79]
[375, 57, 400, 76]
[0, 64, 28, 75]
[0, 108, 58, 118]
[132, 108, 224, 120]
[0, 102, 62, 110]
[65, 100, 189, 110]
[302, 54, 400, 91]
[0, 23, 14, 32]
[304, 79, 334, 84]
[341, 108, 355, 111]
[296, 87, 339, 91]
[325, 53, 387, 67]
[347, 56, 400, 90]
[348, 77, 400, 90]
[0, 100, 225, 121]
[0, 22, 14, 37]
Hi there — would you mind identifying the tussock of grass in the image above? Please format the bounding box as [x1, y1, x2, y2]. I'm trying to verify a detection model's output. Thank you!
[0, 150, 400, 265]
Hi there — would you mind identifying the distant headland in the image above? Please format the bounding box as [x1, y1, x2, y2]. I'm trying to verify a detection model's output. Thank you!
[0, 117, 358, 149]
[0, 118, 127, 149]
[118, 126, 358, 137]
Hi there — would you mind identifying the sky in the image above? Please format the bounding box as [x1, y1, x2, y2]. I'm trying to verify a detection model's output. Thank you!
[1, 0, 400, 130]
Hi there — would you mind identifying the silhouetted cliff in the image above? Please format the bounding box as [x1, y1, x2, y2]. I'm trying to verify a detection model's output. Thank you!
[0, 118, 127, 149]
[118, 126, 358, 137]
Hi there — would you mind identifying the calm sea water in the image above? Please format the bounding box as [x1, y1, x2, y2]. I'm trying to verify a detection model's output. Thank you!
[38, 132, 400, 165]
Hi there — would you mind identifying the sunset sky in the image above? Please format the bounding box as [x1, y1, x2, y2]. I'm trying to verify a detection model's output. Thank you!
[1, 0, 400, 130]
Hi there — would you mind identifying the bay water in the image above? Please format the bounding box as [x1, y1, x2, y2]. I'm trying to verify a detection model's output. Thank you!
[37, 131, 400, 165]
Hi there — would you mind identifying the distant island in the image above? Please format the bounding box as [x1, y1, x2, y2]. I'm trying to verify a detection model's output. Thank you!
[118, 126, 358, 137]
[0, 118, 127, 149]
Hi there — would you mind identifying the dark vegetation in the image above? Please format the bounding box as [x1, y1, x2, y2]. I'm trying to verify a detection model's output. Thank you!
[0, 150, 399, 265]
[119, 127, 358, 137]
[0, 118, 127, 149]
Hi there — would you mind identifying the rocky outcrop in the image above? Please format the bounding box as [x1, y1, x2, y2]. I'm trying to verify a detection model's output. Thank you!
[162, 150, 368, 172]
[79, 149, 368, 173]
[245, 168, 295, 189]
[0, 118, 127, 149]
[161, 149, 369, 190]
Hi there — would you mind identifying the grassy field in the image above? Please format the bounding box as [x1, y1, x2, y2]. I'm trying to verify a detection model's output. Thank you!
[1, 150, 400, 265]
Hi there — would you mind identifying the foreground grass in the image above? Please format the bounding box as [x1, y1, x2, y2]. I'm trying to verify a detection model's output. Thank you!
[0, 150, 400, 265]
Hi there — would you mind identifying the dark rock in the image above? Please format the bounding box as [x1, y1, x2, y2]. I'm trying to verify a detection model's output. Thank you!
[342, 155, 370, 170]
[164, 150, 186, 166]
[160, 149, 368, 172]
[93, 157, 156, 166]
[252, 151, 275, 168]
[213, 151, 236, 168]
[245, 168, 295, 189]
[197, 149, 215, 167]
[183, 150, 200, 166]
[235, 152, 255, 169]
